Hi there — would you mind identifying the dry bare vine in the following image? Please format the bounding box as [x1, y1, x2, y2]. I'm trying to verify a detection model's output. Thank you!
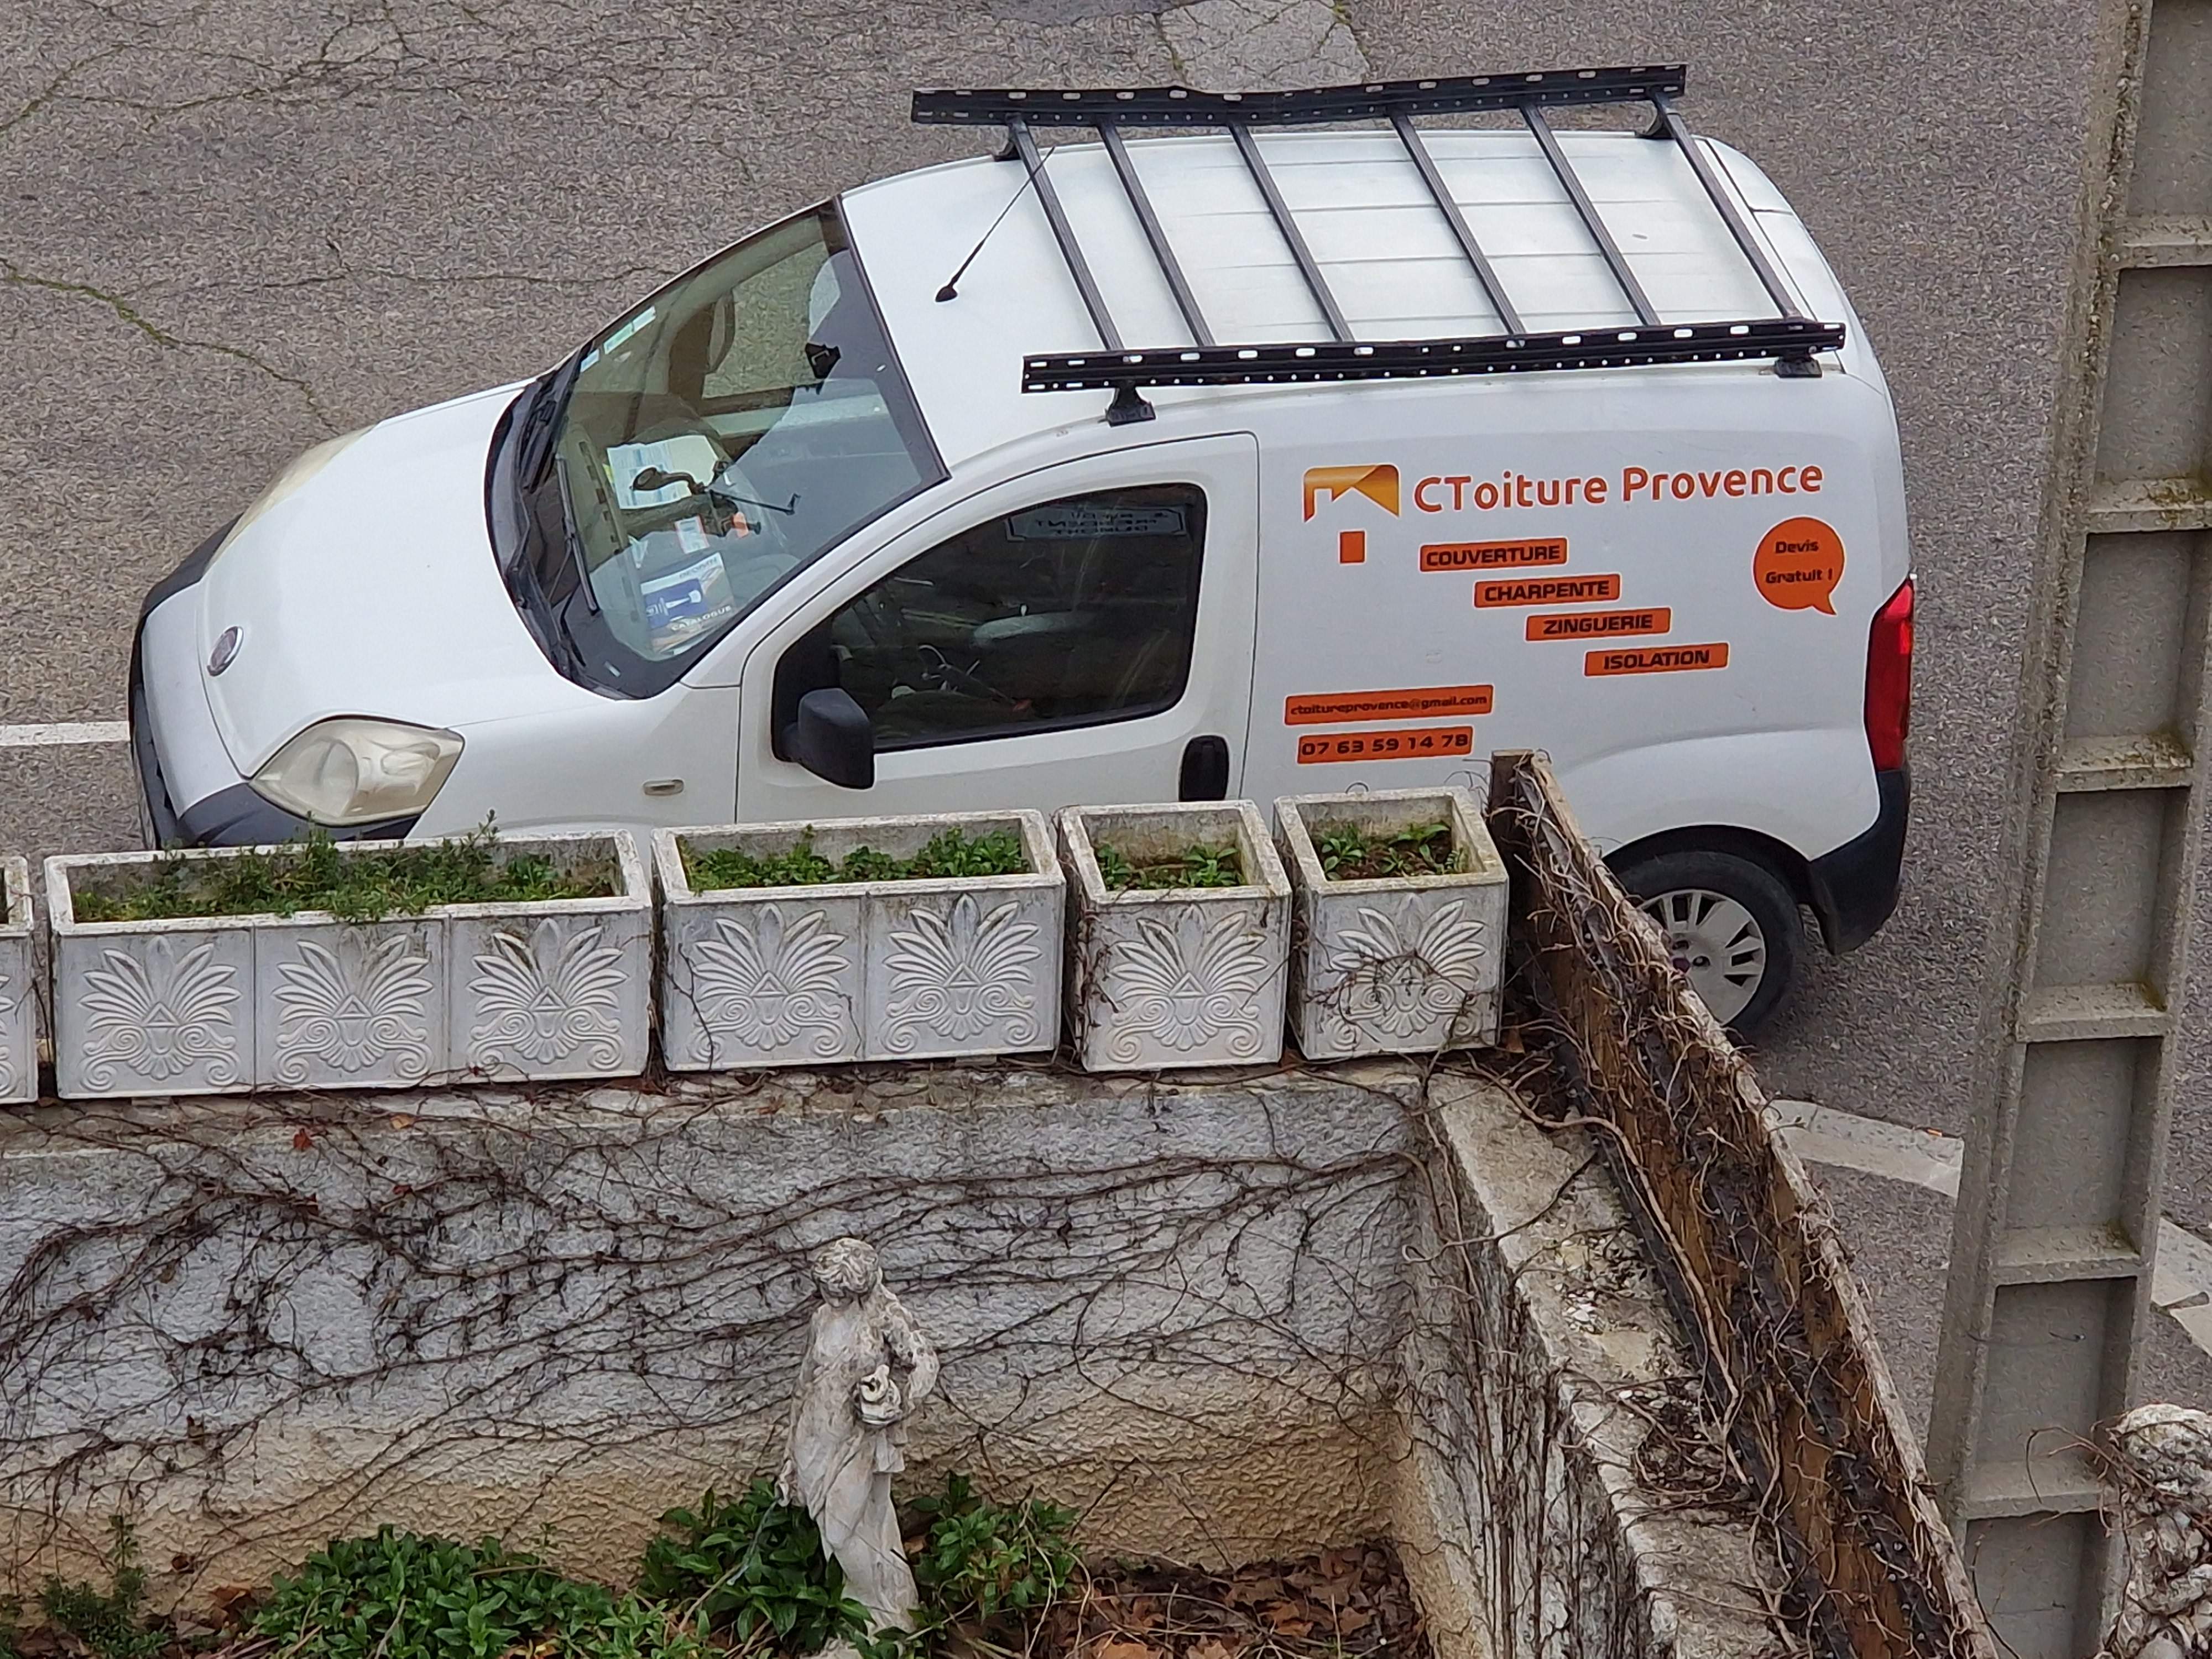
[0, 1076, 1408, 1594]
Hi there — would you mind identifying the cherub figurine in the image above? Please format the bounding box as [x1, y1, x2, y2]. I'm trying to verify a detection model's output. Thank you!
[779, 1237, 940, 1634]
[2100, 1403, 2212, 1659]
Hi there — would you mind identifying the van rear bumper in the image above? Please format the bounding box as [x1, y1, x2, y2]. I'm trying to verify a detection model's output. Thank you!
[1806, 766, 1908, 953]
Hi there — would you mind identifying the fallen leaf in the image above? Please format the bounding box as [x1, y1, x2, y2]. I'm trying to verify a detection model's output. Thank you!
[291, 1128, 314, 1151]
[1094, 1639, 1157, 1659]
[207, 1584, 257, 1624]
[1225, 1577, 1283, 1608]
[1190, 1639, 1243, 1659]
[388, 1113, 417, 1130]
[1334, 1608, 1374, 1635]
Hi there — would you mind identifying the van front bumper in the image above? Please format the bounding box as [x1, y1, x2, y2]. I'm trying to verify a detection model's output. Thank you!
[131, 523, 420, 848]
[1804, 766, 1908, 953]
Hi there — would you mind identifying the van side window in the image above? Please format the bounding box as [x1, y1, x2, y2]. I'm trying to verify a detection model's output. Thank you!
[794, 484, 1207, 750]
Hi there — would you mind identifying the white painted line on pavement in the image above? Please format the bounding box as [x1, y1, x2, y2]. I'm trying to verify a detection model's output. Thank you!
[0, 722, 129, 748]
[1771, 1099, 1962, 1197]
[1771, 1098, 2212, 1363]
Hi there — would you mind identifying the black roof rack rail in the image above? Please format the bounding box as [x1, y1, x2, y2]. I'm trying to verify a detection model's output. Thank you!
[910, 65, 1841, 424]
[911, 65, 1687, 128]
[1022, 319, 1848, 394]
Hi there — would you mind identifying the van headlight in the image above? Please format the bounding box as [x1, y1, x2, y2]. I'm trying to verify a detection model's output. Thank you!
[249, 718, 463, 825]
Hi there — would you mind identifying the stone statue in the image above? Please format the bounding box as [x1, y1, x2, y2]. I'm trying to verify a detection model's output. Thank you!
[2100, 1402, 2212, 1659]
[779, 1237, 940, 1635]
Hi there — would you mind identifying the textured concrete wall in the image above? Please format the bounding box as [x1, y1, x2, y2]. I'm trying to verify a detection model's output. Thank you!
[0, 1066, 1416, 1598]
[1, 1065, 1778, 1658]
[1393, 1078, 1776, 1659]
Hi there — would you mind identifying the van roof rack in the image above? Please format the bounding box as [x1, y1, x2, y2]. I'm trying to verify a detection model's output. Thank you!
[910, 66, 1846, 424]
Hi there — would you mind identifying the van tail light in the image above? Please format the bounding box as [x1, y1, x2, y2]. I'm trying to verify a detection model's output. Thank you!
[1865, 577, 1914, 772]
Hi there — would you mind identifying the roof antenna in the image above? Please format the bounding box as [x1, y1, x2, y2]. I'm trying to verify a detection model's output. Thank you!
[935, 140, 1051, 302]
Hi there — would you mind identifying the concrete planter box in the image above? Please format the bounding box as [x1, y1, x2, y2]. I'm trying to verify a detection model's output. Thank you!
[1058, 801, 1292, 1072]
[46, 833, 650, 1099]
[1276, 788, 1508, 1058]
[655, 811, 1062, 1071]
[2, 857, 32, 1104]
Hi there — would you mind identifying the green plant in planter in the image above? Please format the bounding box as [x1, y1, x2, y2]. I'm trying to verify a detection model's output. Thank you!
[1312, 821, 1462, 881]
[637, 1481, 870, 1654]
[71, 822, 609, 925]
[686, 830, 1027, 892]
[901, 1473, 1079, 1650]
[1094, 841, 1244, 890]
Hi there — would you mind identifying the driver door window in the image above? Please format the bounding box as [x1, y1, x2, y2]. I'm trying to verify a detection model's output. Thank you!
[799, 484, 1206, 750]
[737, 432, 1259, 826]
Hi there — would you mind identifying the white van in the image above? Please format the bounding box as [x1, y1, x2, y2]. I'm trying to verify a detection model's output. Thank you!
[129, 66, 1912, 1034]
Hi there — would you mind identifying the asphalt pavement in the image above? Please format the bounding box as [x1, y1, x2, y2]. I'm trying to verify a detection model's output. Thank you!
[0, 0, 2204, 1433]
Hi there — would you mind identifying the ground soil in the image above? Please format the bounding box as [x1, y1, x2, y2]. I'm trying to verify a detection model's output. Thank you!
[1039, 1543, 1431, 1659]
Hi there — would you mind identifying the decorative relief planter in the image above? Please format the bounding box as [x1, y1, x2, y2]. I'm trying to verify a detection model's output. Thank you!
[654, 812, 1063, 1071]
[1275, 787, 1508, 1059]
[46, 833, 651, 1099]
[1058, 801, 1292, 1073]
[2, 857, 33, 1104]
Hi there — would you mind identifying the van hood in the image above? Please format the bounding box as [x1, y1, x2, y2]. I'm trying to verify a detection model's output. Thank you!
[196, 382, 575, 773]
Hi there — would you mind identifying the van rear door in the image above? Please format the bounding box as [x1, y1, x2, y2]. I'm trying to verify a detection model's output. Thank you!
[736, 434, 1259, 823]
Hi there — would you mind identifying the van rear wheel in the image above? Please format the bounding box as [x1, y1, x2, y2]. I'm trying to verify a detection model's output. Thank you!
[1610, 848, 1800, 1037]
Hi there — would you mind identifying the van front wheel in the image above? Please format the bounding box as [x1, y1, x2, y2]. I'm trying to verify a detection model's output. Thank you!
[1610, 848, 1800, 1037]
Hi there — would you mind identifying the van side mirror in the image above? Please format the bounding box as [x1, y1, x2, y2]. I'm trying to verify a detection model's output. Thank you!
[782, 687, 874, 789]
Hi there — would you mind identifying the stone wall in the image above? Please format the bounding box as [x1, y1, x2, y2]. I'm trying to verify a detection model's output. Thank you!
[1393, 1078, 1776, 1659]
[0, 1066, 1415, 1593]
[0, 1063, 1783, 1658]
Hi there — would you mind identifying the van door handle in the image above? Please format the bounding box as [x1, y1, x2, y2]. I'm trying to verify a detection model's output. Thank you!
[1179, 735, 1230, 801]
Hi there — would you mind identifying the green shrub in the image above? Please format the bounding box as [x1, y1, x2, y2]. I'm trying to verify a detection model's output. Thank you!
[36, 1517, 164, 1659]
[903, 1474, 1078, 1647]
[636, 1482, 868, 1654]
[254, 1527, 694, 1659]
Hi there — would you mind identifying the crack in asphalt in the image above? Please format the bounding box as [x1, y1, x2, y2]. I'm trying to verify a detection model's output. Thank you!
[0, 47, 135, 138]
[241, 239, 679, 295]
[0, 253, 337, 431]
[1154, 0, 1369, 92]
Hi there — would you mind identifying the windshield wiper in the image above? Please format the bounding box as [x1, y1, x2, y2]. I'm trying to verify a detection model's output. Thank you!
[515, 352, 585, 490]
[554, 457, 601, 614]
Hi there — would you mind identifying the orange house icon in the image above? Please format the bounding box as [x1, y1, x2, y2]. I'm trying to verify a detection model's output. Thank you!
[1302, 465, 1399, 564]
[1302, 464, 1401, 519]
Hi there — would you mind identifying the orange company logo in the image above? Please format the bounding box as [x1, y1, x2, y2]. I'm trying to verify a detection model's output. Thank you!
[1302, 464, 1401, 519]
[1302, 465, 1399, 565]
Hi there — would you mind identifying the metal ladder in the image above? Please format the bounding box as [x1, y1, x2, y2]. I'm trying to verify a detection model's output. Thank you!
[911, 65, 1845, 423]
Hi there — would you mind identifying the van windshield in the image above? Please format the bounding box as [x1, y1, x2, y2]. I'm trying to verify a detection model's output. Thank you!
[494, 202, 943, 697]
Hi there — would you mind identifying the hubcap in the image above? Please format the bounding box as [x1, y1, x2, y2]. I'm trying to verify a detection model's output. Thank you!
[1638, 886, 1766, 1024]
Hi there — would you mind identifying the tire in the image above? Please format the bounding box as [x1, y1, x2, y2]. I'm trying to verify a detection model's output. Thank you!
[1609, 847, 1802, 1037]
